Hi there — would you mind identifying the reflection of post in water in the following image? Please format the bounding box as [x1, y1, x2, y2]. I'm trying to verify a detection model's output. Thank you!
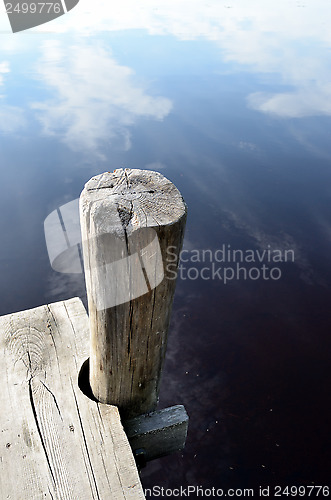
[80, 168, 187, 419]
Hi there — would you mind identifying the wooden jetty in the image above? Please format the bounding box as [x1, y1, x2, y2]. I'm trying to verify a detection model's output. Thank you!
[0, 298, 144, 498]
[0, 169, 188, 499]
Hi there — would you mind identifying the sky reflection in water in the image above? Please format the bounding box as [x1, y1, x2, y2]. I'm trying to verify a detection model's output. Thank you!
[1, 0, 331, 493]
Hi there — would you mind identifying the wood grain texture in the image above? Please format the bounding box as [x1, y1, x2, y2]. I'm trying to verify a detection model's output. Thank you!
[80, 169, 187, 418]
[0, 297, 145, 499]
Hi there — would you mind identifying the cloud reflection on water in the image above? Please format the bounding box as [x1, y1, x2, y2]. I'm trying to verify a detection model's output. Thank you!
[1, 0, 330, 135]
[0, 60, 27, 132]
[30, 40, 172, 157]
[26, 0, 331, 120]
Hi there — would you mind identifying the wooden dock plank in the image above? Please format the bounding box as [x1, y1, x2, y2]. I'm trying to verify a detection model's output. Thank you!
[0, 297, 145, 499]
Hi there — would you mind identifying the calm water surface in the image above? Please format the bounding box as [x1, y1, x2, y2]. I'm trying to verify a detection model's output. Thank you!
[0, 1, 331, 496]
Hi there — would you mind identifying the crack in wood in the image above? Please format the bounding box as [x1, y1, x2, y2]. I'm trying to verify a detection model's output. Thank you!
[128, 301, 134, 358]
[48, 485, 55, 499]
[138, 252, 152, 293]
[27, 348, 32, 373]
[96, 403, 103, 429]
[124, 170, 130, 189]
[28, 377, 56, 488]
[46, 306, 62, 371]
[117, 201, 134, 229]
[40, 380, 63, 420]
[72, 384, 101, 500]
[150, 290, 157, 329]
[86, 186, 155, 194]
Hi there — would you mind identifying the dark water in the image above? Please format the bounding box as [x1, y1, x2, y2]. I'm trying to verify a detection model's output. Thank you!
[1, 2, 331, 496]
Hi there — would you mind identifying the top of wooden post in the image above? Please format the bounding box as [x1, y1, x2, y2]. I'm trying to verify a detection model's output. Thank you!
[80, 168, 186, 235]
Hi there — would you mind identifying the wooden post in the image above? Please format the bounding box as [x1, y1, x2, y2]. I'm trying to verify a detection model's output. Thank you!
[79, 168, 187, 419]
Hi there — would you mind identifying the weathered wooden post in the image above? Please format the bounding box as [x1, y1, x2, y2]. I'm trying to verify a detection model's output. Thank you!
[79, 168, 187, 419]
[0, 169, 187, 497]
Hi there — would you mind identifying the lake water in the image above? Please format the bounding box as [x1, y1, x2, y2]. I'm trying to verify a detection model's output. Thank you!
[1, 1, 331, 496]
